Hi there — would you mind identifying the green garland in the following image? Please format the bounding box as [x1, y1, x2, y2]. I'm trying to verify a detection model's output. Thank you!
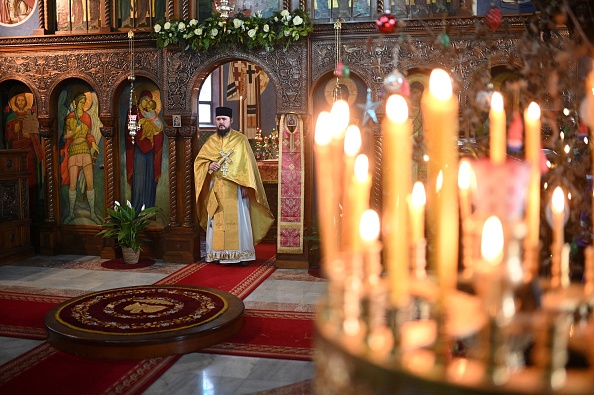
[153, 9, 313, 52]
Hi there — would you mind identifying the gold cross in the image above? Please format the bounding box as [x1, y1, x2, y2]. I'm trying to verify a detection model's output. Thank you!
[219, 149, 233, 176]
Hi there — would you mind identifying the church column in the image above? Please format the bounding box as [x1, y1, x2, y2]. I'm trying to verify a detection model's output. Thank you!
[180, 125, 195, 227]
[36, 120, 60, 255]
[101, 0, 113, 32]
[162, 124, 200, 262]
[164, 126, 179, 227]
[34, 0, 55, 34]
[99, 124, 117, 259]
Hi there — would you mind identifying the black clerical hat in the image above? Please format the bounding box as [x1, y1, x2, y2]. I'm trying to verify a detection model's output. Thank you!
[215, 106, 233, 118]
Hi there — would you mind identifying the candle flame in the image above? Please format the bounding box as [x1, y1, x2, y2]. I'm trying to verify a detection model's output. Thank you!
[412, 181, 426, 208]
[354, 154, 369, 182]
[458, 160, 471, 191]
[344, 125, 362, 157]
[386, 95, 409, 123]
[526, 102, 541, 120]
[481, 216, 504, 266]
[491, 91, 503, 112]
[330, 100, 350, 139]
[436, 170, 443, 193]
[315, 112, 333, 146]
[429, 68, 453, 101]
[360, 209, 380, 242]
[552, 186, 565, 214]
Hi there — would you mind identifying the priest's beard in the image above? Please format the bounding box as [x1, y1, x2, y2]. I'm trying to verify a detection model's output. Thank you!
[217, 126, 231, 137]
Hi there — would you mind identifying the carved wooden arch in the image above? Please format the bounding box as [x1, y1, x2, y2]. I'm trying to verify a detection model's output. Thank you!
[162, 43, 309, 116]
[45, 74, 104, 120]
[103, 71, 163, 119]
[0, 75, 42, 112]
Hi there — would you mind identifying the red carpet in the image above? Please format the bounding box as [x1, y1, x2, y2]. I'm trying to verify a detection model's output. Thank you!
[0, 243, 315, 394]
[156, 242, 277, 299]
[203, 310, 315, 361]
[0, 292, 69, 340]
[0, 342, 179, 395]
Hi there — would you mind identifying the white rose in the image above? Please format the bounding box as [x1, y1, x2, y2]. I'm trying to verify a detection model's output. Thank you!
[280, 10, 289, 17]
[154, 24, 162, 33]
[263, 24, 269, 32]
[195, 28, 202, 35]
[284, 29, 290, 36]
[274, 17, 278, 22]
[248, 29, 256, 38]
[211, 28, 218, 37]
[178, 22, 186, 31]
[189, 19, 198, 26]
[218, 21, 224, 27]
[169, 33, 172, 37]
[293, 16, 303, 26]
[233, 19, 243, 28]
[164, 22, 171, 30]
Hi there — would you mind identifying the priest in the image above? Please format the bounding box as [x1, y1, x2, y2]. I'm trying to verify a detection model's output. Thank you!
[194, 106, 274, 264]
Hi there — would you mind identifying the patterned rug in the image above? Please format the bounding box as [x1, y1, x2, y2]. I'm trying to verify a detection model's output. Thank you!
[50, 285, 230, 335]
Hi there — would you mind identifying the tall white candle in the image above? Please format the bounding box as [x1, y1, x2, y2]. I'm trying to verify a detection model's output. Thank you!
[489, 92, 506, 165]
[551, 186, 565, 288]
[524, 102, 541, 281]
[410, 181, 426, 245]
[314, 112, 338, 265]
[422, 68, 460, 293]
[342, 126, 363, 252]
[382, 94, 412, 307]
[345, 154, 371, 253]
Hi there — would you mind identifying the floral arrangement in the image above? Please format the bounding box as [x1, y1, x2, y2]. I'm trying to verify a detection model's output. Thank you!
[97, 200, 159, 252]
[153, 9, 312, 52]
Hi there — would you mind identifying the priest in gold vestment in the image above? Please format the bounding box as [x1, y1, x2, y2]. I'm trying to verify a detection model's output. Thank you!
[194, 107, 274, 264]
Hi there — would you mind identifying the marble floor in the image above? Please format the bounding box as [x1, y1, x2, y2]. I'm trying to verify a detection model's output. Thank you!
[0, 252, 326, 395]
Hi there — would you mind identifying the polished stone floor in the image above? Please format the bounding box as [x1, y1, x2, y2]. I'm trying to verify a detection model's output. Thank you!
[0, 252, 326, 395]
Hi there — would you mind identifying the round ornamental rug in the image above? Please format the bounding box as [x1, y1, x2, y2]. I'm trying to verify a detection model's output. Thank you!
[45, 285, 244, 359]
[55, 286, 227, 335]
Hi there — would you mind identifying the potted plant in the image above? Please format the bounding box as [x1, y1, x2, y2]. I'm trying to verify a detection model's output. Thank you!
[97, 200, 159, 264]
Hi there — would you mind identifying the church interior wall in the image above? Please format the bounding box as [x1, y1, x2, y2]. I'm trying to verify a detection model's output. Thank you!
[0, 1, 587, 268]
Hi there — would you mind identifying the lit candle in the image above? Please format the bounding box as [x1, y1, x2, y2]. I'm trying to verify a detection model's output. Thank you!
[481, 216, 504, 267]
[345, 154, 371, 253]
[382, 94, 411, 308]
[523, 102, 541, 281]
[360, 209, 380, 252]
[421, 68, 459, 292]
[551, 186, 565, 288]
[330, 100, 350, 244]
[409, 181, 426, 245]
[489, 92, 506, 164]
[480, 216, 505, 318]
[342, 126, 363, 252]
[561, 243, 570, 289]
[458, 159, 472, 223]
[314, 112, 338, 264]
[458, 159, 473, 277]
